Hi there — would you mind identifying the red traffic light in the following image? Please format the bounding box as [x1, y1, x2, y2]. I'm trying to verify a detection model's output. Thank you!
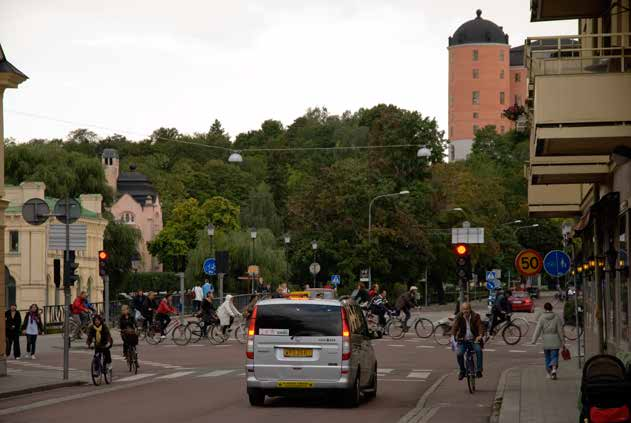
[98, 250, 108, 260]
[454, 243, 470, 256]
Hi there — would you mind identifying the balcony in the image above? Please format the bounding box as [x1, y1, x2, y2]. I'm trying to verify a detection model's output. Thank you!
[530, 0, 611, 22]
[528, 155, 610, 185]
[528, 181, 589, 217]
[526, 33, 631, 157]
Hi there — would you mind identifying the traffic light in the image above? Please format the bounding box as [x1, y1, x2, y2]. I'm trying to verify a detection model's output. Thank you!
[64, 251, 79, 287]
[454, 243, 472, 281]
[53, 259, 61, 288]
[98, 250, 108, 277]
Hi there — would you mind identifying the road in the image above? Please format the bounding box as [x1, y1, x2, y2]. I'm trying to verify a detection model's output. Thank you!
[1, 298, 565, 423]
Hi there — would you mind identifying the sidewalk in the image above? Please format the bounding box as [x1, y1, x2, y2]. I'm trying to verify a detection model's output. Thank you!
[495, 360, 581, 423]
[0, 367, 83, 399]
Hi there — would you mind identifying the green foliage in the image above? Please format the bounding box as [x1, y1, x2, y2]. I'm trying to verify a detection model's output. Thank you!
[118, 272, 180, 294]
[103, 217, 142, 292]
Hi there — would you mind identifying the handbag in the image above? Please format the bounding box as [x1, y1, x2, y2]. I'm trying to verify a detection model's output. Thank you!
[561, 346, 571, 361]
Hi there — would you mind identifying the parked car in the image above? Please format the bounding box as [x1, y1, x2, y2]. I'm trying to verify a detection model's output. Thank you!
[526, 286, 540, 299]
[245, 297, 377, 407]
[508, 291, 535, 313]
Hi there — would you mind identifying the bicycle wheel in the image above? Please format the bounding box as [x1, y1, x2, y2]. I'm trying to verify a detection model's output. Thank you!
[387, 319, 406, 340]
[188, 321, 204, 343]
[511, 317, 530, 338]
[434, 323, 452, 346]
[502, 323, 522, 345]
[172, 324, 192, 346]
[414, 318, 435, 338]
[235, 324, 248, 344]
[67, 320, 79, 342]
[104, 359, 112, 384]
[563, 323, 578, 341]
[210, 325, 228, 344]
[131, 350, 138, 375]
[91, 356, 102, 386]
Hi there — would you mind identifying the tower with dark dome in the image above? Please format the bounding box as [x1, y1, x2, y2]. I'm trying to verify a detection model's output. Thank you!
[447, 10, 526, 161]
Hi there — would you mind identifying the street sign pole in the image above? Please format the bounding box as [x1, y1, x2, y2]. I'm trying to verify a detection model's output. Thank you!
[178, 272, 185, 323]
[424, 266, 429, 307]
[62, 197, 70, 381]
[218, 273, 224, 302]
[103, 275, 110, 324]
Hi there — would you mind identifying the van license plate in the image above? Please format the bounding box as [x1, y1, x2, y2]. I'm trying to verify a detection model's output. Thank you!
[284, 348, 313, 358]
[277, 381, 313, 388]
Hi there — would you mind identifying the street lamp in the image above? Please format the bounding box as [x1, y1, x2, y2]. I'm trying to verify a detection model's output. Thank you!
[311, 240, 318, 287]
[284, 233, 291, 282]
[228, 151, 243, 163]
[207, 223, 215, 257]
[501, 219, 523, 226]
[515, 224, 539, 234]
[417, 145, 432, 158]
[250, 226, 257, 264]
[368, 190, 410, 288]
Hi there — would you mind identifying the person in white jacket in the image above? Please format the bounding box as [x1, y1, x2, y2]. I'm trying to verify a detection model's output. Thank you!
[531, 302, 565, 380]
[193, 285, 204, 312]
[217, 294, 242, 335]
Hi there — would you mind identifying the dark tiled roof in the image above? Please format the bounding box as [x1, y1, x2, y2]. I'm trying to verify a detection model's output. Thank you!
[449, 10, 509, 46]
[510, 45, 525, 66]
[117, 165, 157, 206]
[0, 43, 28, 79]
[102, 148, 119, 159]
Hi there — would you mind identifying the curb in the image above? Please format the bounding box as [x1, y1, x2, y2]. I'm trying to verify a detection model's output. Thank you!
[0, 380, 84, 399]
[398, 372, 450, 423]
[489, 367, 518, 423]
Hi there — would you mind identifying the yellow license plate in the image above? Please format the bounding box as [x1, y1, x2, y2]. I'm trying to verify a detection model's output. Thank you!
[283, 348, 313, 357]
[277, 381, 314, 388]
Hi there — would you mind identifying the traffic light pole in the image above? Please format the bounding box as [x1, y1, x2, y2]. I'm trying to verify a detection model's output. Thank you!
[103, 275, 110, 324]
[62, 197, 70, 380]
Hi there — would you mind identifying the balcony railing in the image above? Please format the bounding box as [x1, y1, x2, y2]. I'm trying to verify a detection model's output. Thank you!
[526, 32, 631, 81]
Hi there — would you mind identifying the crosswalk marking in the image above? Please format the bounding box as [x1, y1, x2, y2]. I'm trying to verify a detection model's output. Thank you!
[407, 371, 431, 379]
[156, 371, 195, 379]
[117, 373, 156, 382]
[197, 369, 235, 378]
[416, 345, 435, 349]
[484, 349, 496, 352]
[377, 368, 394, 374]
[388, 345, 405, 347]
[509, 350, 527, 353]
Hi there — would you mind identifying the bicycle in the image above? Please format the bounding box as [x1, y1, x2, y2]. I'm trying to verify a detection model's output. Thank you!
[510, 316, 531, 338]
[121, 330, 139, 374]
[460, 340, 478, 394]
[91, 349, 112, 386]
[64, 312, 93, 342]
[563, 322, 584, 341]
[484, 316, 522, 345]
[146, 316, 192, 346]
[211, 316, 248, 344]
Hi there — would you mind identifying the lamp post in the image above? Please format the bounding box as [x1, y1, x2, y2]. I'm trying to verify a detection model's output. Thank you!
[311, 240, 318, 287]
[284, 233, 291, 283]
[250, 227, 257, 293]
[368, 190, 410, 288]
[207, 223, 215, 257]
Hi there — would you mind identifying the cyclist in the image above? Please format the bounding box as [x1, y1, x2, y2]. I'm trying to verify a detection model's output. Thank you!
[155, 293, 177, 338]
[141, 291, 158, 330]
[369, 289, 388, 327]
[200, 292, 218, 336]
[352, 282, 370, 305]
[244, 294, 259, 319]
[217, 294, 242, 335]
[132, 289, 145, 320]
[490, 288, 510, 334]
[452, 302, 484, 380]
[395, 286, 418, 329]
[118, 305, 137, 364]
[71, 291, 91, 339]
[368, 283, 380, 299]
[86, 314, 113, 371]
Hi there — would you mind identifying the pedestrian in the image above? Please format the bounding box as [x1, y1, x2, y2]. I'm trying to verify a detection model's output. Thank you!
[5, 304, 21, 360]
[21, 304, 43, 359]
[217, 294, 241, 335]
[193, 284, 204, 312]
[202, 279, 213, 298]
[531, 302, 565, 380]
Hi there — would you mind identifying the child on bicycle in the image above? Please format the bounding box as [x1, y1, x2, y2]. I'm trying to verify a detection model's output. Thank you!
[86, 314, 113, 370]
[118, 305, 138, 363]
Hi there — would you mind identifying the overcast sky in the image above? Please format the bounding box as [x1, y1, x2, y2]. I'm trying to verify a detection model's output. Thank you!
[1, 0, 576, 143]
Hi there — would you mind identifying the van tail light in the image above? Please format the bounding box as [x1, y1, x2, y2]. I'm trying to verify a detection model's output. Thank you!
[341, 308, 351, 361]
[246, 305, 257, 359]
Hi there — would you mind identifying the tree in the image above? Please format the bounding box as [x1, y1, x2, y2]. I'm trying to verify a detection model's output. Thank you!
[103, 218, 141, 293]
[240, 183, 282, 235]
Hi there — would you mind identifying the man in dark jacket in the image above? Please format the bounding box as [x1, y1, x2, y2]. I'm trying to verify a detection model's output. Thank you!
[452, 302, 485, 379]
[141, 292, 158, 329]
[352, 283, 370, 305]
[395, 286, 418, 329]
[5, 304, 21, 359]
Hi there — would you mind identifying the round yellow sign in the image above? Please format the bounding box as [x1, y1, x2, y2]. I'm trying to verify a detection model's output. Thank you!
[515, 249, 543, 276]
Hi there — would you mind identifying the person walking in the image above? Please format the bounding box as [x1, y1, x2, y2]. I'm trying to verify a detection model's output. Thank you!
[531, 302, 565, 380]
[21, 304, 43, 359]
[5, 304, 21, 360]
[193, 285, 204, 312]
[202, 279, 213, 298]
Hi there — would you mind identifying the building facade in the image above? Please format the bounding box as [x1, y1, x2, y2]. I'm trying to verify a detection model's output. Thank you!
[525, 0, 631, 356]
[4, 182, 108, 310]
[448, 10, 528, 161]
[102, 149, 163, 272]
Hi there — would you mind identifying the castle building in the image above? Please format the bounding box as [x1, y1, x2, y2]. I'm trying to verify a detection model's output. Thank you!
[102, 149, 163, 272]
[448, 10, 527, 161]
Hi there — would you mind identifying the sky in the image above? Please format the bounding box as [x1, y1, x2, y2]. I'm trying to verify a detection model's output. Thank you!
[1, 0, 576, 143]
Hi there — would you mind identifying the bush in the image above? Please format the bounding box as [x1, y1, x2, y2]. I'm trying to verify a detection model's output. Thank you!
[117, 272, 180, 294]
[391, 282, 408, 304]
[563, 299, 583, 325]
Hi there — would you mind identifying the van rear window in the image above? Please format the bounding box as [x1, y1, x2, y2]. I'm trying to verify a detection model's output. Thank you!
[255, 304, 341, 337]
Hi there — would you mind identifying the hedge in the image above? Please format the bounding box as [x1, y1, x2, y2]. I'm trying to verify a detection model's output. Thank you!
[117, 272, 180, 294]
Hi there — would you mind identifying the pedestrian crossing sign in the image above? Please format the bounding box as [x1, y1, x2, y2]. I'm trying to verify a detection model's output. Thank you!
[331, 275, 341, 286]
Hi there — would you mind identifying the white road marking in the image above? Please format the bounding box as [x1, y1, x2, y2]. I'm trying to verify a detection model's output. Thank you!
[117, 373, 156, 382]
[388, 344, 405, 347]
[484, 349, 496, 352]
[407, 371, 431, 379]
[509, 350, 527, 353]
[377, 368, 394, 374]
[189, 344, 205, 347]
[416, 345, 435, 349]
[197, 369, 235, 378]
[237, 373, 245, 376]
[380, 379, 426, 382]
[156, 371, 195, 379]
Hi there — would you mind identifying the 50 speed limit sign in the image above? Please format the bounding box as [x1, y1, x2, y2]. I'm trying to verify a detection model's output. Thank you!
[515, 249, 543, 277]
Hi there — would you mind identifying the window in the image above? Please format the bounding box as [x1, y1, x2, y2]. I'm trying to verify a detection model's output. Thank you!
[473, 112, 479, 119]
[500, 69, 505, 79]
[472, 91, 480, 105]
[9, 231, 18, 253]
[254, 303, 341, 336]
[122, 212, 135, 224]
[473, 125, 479, 133]
[500, 91, 505, 105]
[472, 49, 478, 61]
[515, 73, 521, 82]
[499, 50, 505, 61]
[472, 69, 479, 79]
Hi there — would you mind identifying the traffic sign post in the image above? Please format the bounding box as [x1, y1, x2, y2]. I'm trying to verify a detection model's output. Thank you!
[543, 250, 572, 278]
[515, 249, 544, 277]
[203, 258, 217, 276]
[331, 274, 341, 286]
[486, 271, 496, 290]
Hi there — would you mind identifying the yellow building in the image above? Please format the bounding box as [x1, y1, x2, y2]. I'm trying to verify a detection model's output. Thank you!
[4, 182, 108, 310]
[525, 0, 631, 355]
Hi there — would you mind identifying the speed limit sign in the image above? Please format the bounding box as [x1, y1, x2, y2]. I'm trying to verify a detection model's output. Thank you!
[515, 249, 543, 276]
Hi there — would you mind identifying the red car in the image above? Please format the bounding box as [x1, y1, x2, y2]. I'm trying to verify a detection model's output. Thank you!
[508, 291, 535, 313]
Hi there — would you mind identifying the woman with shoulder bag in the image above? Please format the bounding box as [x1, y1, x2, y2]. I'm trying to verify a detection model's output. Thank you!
[531, 302, 565, 380]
